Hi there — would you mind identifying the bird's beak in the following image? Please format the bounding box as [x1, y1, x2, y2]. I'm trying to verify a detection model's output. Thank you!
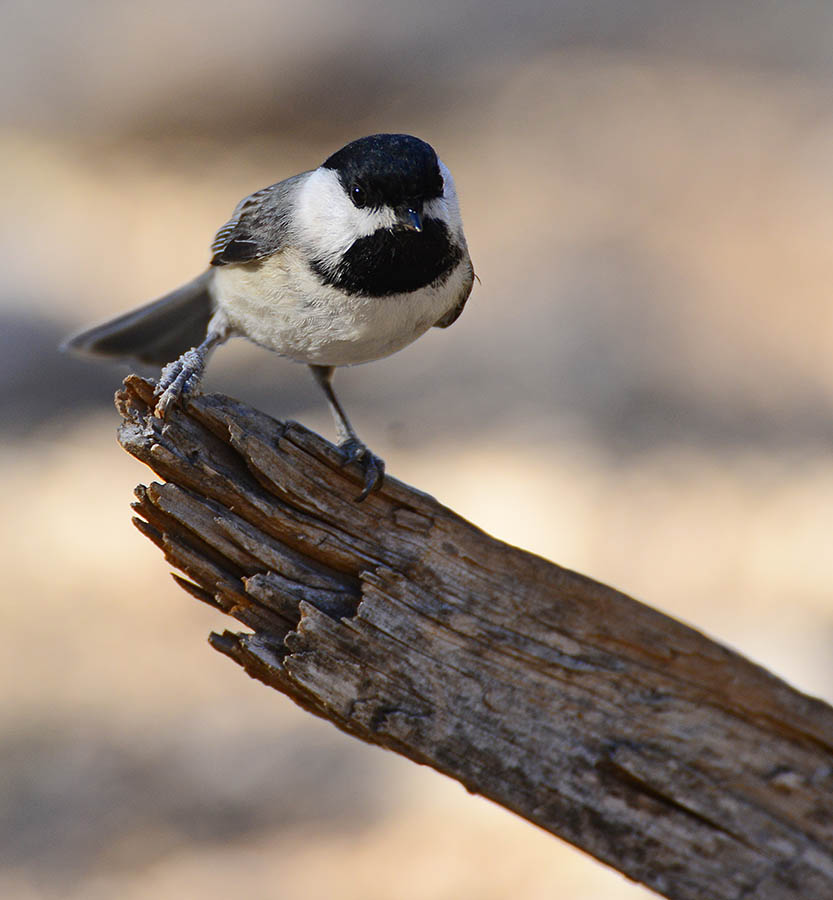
[395, 206, 423, 232]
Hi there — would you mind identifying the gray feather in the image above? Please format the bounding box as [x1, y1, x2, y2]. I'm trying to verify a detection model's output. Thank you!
[210, 172, 307, 266]
[62, 271, 214, 366]
[433, 262, 474, 328]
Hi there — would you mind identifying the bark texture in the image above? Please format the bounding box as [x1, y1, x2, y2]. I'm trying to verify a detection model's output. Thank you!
[116, 375, 833, 900]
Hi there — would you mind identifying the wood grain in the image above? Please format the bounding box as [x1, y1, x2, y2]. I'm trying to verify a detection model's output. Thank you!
[116, 375, 833, 900]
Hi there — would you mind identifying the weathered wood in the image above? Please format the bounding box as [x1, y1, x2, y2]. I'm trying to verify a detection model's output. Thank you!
[115, 374, 833, 900]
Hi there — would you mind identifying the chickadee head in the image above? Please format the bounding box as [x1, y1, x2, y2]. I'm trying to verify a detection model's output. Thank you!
[323, 133, 444, 233]
[296, 133, 467, 297]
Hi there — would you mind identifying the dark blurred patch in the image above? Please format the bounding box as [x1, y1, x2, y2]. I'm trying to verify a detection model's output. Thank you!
[0, 311, 127, 436]
[0, 723, 387, 887]
[8, 297, 833, 455]
[0, 310, 319, 438]
[372, 354, 833, 458]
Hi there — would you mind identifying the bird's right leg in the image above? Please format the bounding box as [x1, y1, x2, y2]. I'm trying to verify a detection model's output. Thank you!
[154, 311, 230, 418]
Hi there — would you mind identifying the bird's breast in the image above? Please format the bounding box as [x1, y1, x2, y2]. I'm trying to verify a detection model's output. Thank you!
[211, 246, 470, 367]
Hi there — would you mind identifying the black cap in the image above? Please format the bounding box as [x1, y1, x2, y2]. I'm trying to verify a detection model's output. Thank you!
[322, 134, 444, 208]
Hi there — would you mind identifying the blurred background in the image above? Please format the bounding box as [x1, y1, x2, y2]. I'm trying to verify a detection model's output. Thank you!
[3, 2, 833, 897]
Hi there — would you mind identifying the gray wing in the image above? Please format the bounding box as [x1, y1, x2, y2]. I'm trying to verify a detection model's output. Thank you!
[434, 260, 475, 329]
[210, 172, 308, 266]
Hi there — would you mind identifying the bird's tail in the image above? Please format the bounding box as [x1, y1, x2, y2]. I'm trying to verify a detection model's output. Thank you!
[62, 271, 215, 366]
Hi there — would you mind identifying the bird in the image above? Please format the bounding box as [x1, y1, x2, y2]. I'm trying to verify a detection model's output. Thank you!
[64, 133, 475, 500]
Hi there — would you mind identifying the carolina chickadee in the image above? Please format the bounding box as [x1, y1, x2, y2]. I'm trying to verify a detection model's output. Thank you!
[64, 134, 474, 499]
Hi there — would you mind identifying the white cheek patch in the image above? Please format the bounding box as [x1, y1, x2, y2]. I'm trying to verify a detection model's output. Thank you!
[295, 159, 466, 273]
[296, 168, 396, 271]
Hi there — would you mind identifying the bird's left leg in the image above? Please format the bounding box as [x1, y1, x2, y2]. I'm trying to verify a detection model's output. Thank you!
[308, 364, 385, 500]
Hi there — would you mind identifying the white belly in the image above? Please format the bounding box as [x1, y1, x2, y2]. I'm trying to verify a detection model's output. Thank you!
[211, 249, 468, 366]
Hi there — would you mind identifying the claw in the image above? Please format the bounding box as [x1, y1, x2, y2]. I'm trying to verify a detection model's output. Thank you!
[153, 350, 204, 418]
[338, 438, 385, 501]
[153, 388, 177, 419]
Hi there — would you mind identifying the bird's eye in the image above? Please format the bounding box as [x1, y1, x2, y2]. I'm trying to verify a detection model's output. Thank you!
[351, 184, 366, 208]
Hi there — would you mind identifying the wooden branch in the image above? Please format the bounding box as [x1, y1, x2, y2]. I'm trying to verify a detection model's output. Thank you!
[115, 375, 833, 900]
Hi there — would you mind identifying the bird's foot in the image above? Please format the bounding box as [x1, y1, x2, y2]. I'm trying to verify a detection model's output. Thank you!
[153, 349, 204, 419]
[338, 438, 385, 501]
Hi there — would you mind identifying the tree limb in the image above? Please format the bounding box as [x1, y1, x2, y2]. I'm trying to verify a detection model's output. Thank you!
[115, 375, 833, 900]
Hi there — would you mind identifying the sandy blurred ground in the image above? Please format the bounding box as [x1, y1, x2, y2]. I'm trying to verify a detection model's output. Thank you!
[2, 3, 833, 898]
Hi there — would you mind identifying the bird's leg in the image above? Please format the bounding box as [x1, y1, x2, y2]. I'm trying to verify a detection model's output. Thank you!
[154, 313, 230, 419]
[308, 364, 385, 500]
